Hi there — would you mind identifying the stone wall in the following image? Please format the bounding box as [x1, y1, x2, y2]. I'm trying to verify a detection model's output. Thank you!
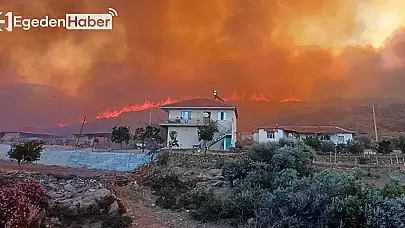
[315, 153, 405, 166]
[168, 151, 245, 169]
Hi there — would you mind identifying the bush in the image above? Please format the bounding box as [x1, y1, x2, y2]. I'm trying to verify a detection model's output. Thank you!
[255, 171, 368, 228]
[303, 136, 322, 151]
[181, 186, 225, 221]
[249, 142, 279, 163]
[0, 180, 46, 228]
[347, 140, 365, 154]
[354, 136, 372, 149]
[15, 179, 47, 206]
[377, 140, 393, 154]
[7, 141, 43, 165]
[394, 135, 405, 153]
[148, 168, 195, 209]
[320, 141, 335, 153]
[271, 146, 312, 176]
[222, 157, 253, 187]
[365, 197, 405, 227]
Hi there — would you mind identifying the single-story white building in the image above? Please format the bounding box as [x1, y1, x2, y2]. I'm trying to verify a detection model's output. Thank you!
[253, 125, 355, 145]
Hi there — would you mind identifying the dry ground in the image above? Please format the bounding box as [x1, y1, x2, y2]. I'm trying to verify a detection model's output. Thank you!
[0, 159, 232, 228]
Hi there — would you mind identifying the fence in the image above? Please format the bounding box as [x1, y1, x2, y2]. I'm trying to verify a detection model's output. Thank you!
[315, 153, 405, 166]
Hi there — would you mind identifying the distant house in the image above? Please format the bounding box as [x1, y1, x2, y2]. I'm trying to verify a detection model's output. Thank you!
[253, 125, 355, 145]
[159, 95, 238, 150]
[72, 132, 113, 147]
[0, 126, 56, 142]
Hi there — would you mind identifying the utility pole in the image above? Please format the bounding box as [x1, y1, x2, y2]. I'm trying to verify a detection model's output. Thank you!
[372, 105, 378, 142]
[75, 116, 86, 150]
[148, 109, 152, 126]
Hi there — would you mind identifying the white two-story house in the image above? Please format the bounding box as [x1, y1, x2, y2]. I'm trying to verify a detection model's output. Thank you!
[253, 125, 355, 145]
[159, 97, 238, 151]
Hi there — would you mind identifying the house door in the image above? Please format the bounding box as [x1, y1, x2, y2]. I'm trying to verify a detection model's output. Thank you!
[203, 112, 211, 124]
[225, 136, 232, 150]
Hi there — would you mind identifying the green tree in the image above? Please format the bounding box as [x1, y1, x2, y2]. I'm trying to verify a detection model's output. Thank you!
[111, 126, 131, 150]
[303, 136, 322, 151]
[134, 126, 163, 152]
[320, 141, 335, 153]
[168, 130, 180, 150]
[354, 135, 372, 149]
[197, 121, 219, 154]
[346, 139, 365, 154]
[8, 140, 43, 166]
[377, 139, 393, 154]
[394, 135, 405, 153]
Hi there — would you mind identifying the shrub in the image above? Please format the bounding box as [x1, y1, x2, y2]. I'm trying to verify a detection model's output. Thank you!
[381, 171, 405, 198]
[255, 171, 369, 228]
[394, 135, 405, 153]
[15, 179, 47, 206]
[303, 136, 322, 151]
[271, 146, 312, 176]
[181, 186, 224, 221]
[336, 143, 348, 153]
[155, 150, 170, 167]
[222, 157, 253, 187]
[249, 142, 279, 163]
[7, 141, 43, 165]
[148, 168, 195, 209]
[365, 197, 405, 227]
[376, 140, 393, 154]
[0, 183, 44, 228]
[320, 141, 335, 153]
[347, 140, 365, 154]
[354, 136, 372, 149]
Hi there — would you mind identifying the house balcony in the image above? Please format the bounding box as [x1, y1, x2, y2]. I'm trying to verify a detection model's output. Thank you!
[159, 118, 205, 126]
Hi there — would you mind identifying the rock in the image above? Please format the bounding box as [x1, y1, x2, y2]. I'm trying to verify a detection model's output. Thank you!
[64, 183, 76, 192]
[247, 218, 255, 226]
[208, 169, 223, 177]
[109, 201, 119, 215]
[214, 175, 225, 180]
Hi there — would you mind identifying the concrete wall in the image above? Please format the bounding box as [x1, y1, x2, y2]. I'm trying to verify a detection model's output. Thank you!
[0, 144, 150, 171]
[166, 126, 199, 149]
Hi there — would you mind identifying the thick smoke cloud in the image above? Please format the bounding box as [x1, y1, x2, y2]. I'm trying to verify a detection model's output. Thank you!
[1, 0, 405, 127]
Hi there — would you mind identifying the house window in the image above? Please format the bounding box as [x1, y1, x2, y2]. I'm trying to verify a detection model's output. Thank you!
[338, 136, 344, 142]
[181, 111, 191, 120]
[218, 111, 227, 120]
[267, 131, 275, 139]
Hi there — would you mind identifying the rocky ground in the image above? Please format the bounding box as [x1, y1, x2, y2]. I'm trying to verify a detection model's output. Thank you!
[0, 158, 233, 228]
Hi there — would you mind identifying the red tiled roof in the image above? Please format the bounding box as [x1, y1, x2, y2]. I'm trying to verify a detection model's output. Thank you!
[262, 125, 355, 134]
[160, 98, 236, 108]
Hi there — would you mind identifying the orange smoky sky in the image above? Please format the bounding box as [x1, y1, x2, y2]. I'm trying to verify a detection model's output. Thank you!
[1, 0, 405, 128]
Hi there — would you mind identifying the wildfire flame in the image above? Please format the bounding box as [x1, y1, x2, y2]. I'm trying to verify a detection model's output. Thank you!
[280, 97, 302, 103]
[95, 97, 176, 119]
[95, 92, 302, 120]
[57, 92, 303, 127]
[58, 122, 67, 128]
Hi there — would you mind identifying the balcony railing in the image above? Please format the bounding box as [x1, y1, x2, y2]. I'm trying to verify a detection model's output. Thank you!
[162, 118, 203, 125]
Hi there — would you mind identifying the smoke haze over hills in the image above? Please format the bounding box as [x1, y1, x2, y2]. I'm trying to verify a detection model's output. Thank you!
[1, 0, 405, 131]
